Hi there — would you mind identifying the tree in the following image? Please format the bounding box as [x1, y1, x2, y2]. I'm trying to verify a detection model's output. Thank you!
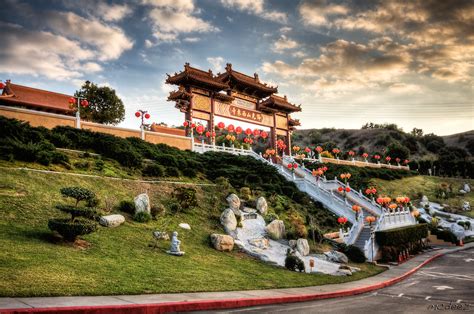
[411, 128, 423, 137]
[75, 81, 125, 125]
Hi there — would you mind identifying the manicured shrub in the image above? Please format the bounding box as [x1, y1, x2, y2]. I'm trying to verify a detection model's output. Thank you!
[48, 218, 98, 241]
[166, 166, 180, 177]
[430, 228, 457, 244]
[117, 200, 135, 214]
[60, 187, 96, 207]
[173, 187, 197, 211]
[264, 213, 279, 224]
[142, 163, 165, 177]
[240, 187, 252, 200]
[284, 249, 305, 272]
[150, 204, 166, 218]
[183, 167, 198, 178]
[376, 224, 428, 262]
[55, 204, 98, 220]
[344, 245, 366, 263]
[133, 211, 151, 223]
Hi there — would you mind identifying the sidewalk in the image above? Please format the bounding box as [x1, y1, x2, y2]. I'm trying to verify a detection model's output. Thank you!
[1, 243, 472, 313]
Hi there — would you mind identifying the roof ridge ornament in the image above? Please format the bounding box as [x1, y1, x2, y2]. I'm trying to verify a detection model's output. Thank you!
[254, 73, 259, 82]
[225, 63, 232, 72]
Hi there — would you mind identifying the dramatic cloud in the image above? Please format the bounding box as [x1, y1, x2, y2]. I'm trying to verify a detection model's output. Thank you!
[96, 3, 132, 22]
[272, 35, 298, 53]
[44, 11, 133, 61]
[142, 0, 218, 43]
[220, 0, 288, 24]
[299, 0, 349, 27]
[207, 57, 225, 72]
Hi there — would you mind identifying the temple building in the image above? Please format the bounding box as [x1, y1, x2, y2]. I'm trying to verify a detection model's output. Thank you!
[166, 63, 301, 151]
[0, 80, 74, 115]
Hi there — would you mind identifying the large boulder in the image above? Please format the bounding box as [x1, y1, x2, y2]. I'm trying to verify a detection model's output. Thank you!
[210, 234, 234, 251]
[296, 238, 310, 256]
[226, 194, 241, 216]
[463, 183, 471, 193]
[220, 208, 237, 233]
[248, 238, 269, 249]
[256, 197, 268, 215]
[265, 219, 286, 240]
[134, 193, 151, 214]
[99, 214, 125, 227]
[324, 250, 349, 264]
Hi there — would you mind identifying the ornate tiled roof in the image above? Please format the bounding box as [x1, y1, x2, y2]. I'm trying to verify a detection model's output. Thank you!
[213, 92, 234, 102]
[167, 86, 193, 101]
[259, 95, 301, 113]
[166, 63, 229, 90]
[0, 80, 74, 114]
[216, 63, 277, 96]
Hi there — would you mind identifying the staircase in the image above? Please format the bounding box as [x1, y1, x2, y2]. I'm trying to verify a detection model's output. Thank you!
[192, 142, 416, 260]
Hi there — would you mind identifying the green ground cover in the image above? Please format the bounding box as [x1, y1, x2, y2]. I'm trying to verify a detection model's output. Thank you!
[0, 168, 384, 297]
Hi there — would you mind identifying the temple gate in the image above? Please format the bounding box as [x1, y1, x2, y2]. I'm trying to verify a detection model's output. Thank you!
[166, 63, 301, 153]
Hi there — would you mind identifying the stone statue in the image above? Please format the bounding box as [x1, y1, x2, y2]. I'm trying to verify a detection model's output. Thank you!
[167, 231, 185, 256]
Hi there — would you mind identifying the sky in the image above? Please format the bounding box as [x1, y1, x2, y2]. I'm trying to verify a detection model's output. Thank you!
[0, 0, 473, 135]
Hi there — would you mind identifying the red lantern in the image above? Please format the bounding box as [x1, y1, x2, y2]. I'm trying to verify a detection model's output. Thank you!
[293, 163, 298, 169]
[338, 187, 343, 192]
[196, 125, 204, 134]
[261, 131, 268, 139]
[315, 146, 323, 153]
[345, 187, 351, 193]
[386, 156, 391, 162]
[352, 205, 361, 212]
[362, 153, 368, 158]
[144, 113, 150, 119]
[404, 159, 409, 164]
[80, 99, 89, 107]
[374, 155, 381, 160]
[371, 187, 377, 194]
[217, 122, 225, 129]
[396, 158, 401, 163]
[365, 188, 371, 195]
[183, 121, 189, 127]
[253, 129, 260, 137]
[305, 147, 311, 153]
[337, 217, 347, 225]
[323, 166, 328, 171]
[287, 163, 293, 169]
[205, 131, 211, 137]
[348, 150, 355, 156]
[245, 128, 252, 136]
[235, 126, 243, 134]
[0, 82, 4, 89]
[69, 97, 76, 104]
[191, 123, 196, 128]
[135, 111, 141, 117]
[227, 124, 235, 133]
[212, 131, 216, 137]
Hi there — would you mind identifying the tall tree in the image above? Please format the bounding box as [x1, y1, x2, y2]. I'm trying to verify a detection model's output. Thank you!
[74, 81, 125, 125]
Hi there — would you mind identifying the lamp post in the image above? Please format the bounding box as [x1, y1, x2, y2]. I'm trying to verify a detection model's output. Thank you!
[68, 96, 89, 129]
[135, 109, 150, 140]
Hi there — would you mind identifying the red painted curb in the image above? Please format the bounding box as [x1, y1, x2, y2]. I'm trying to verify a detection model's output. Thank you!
[0, 252, 444, 314]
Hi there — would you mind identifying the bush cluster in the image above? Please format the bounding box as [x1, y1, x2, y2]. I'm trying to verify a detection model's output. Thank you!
[375, 224, 428, 262]
[284, 249, 305, 272]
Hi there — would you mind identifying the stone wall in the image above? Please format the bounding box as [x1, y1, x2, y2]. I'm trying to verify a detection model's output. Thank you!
[0, 105, 192, 150]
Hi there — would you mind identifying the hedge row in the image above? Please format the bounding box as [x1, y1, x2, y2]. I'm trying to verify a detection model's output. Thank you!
[375, 224, 428, 262]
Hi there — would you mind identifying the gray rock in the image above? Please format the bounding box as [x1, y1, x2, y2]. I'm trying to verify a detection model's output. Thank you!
[450, 223, 465, 239]
[462, 201, 470, 211]
[420, 195, 429, 207]
[337, 268, 352, 276]
[226, 194, 241, 215]
[324, 250, 349, 264]
[296, 238, 310, 256]
[256, 197, 268, 215]
[210, 234, 234, 251]
[463, 183, 471, 193]
[265, 219, 286, 240]
[241, 207, 256, 213]
[220, 208, 237, 233]
[152, 231, 170, 241]
[99, 214, 125, 227]
[459, 190, 467, 194]
[248, 238, 269, 249]
[289, 240, 297, 249]
[179, 223, 191, 230]
[134, 193, 151, 214]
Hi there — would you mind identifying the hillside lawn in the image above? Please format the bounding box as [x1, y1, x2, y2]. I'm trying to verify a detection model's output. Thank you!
[0, 168, 384, 297]
[372, 176, 474, 218]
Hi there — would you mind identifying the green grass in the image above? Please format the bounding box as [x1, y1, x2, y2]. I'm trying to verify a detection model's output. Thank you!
[0, 168, 384, 297]
[372, 175, 474, 218]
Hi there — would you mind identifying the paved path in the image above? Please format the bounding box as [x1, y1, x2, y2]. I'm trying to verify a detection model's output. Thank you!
[203, 247, 474, 313]
[0, 244, 472, 312]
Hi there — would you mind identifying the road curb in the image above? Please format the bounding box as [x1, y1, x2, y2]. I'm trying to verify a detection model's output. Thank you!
[2, 247, 470, 314]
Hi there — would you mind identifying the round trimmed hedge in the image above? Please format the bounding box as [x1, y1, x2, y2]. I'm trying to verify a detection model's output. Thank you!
[48, 218, 98, 241]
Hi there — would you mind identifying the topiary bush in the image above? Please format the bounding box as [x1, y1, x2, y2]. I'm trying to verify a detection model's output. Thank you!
[133, 211, 151, 223]
[166, 166, 180, 177]
[117, 200, 135, 215]
[60, 187, 96, 207]
[48, 218, 98, 241]
[284, 249, 305, 272]
[173, 187, 198, 211]
[55, 204, 98, 220]
[344, 245, 366, 263]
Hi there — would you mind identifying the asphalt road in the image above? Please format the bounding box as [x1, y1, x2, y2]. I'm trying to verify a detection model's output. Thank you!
[199, 248, 474, 314]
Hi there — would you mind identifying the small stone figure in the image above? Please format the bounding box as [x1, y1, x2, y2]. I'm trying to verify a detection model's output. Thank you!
[167, 231, 185, 256]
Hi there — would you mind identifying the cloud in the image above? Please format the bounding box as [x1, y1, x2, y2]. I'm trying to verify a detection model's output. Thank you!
[298, 0, 474, 83]
[96, 3, 132, 22]
[0, 23, 94, 80]
[299, 0, 349, 27]
[272, 35, 298, 53]
[207, 57, 225, 72]
[220, 0, 288, 24]
[142, 0, 218, 42]
[183, 37, 200, 42]
[44, 11, 133, 61]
